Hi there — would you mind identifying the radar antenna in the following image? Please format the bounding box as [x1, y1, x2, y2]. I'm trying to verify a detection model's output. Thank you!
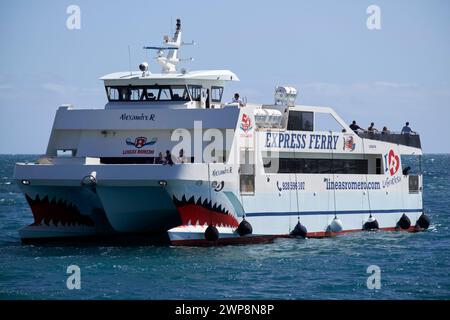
[143, 19, 195, 73]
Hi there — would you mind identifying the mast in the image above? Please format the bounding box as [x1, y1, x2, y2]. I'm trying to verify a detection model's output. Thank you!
[143, 19, 194, 74]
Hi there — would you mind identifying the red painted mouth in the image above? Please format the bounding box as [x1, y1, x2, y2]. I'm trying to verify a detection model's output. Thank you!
[172, 195, 239, 228]
[25, 194, 94, 227]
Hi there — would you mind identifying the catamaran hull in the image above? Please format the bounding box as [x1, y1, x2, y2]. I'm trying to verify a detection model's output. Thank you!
[15, 182, 424, 246]
[14, 160, 425, 245]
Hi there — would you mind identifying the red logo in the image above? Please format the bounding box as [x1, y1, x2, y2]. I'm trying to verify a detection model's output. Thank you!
[388, 149, 400, 176]
[126, 136, 157, 149]
[240, 114, 253, 133]
[343, 136, 356, 151]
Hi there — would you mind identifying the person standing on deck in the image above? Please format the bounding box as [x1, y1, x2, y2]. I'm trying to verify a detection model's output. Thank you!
[368, 122, 379, 133]
[349, 120, 363, 133]
[401, 122, 416, 135]
[232, 93, 245, 107]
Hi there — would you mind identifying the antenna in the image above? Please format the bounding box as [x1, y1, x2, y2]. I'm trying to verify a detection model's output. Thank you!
[142, 18, 195, 74]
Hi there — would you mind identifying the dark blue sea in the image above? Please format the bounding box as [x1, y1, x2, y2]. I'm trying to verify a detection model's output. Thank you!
[0, 154, 449, 299]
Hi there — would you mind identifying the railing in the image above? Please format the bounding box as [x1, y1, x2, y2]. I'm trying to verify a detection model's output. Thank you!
[357, 131, 421, 148]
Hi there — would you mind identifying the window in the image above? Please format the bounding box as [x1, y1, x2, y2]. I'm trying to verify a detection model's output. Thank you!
[263, 157, 368, 174]
[158, 87, 171, 100]
[106, 87, 120, 100]
[376, 158, 382, 174]
[211, 86, 224, 102]
[105, 85, 191, 102]
[408, 176, 419, 193]
[57, 149, 75, 157]
[332, 159, 368, 174]
[171, 86, 190, 101]
[287, 111, 314, 131]
[301, 112, 314, 131]
[101, 157, 155, 164]
[314, 112, 345, 132]
[240, 175, 255, 194]
[188, 85, 202, 101]
[142, 87, 159, 101]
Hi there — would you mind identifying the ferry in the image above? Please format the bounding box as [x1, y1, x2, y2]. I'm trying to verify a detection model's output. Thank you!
[14, 19, 430, 246]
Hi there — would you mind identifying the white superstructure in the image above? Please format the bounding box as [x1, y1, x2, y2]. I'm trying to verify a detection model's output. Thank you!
[14, 20, 429, 245]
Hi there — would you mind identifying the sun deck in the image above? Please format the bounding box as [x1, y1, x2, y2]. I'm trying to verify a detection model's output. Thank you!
[357, 132, 421, 148]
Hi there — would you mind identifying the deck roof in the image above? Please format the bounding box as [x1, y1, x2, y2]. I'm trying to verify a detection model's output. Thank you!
[100, 70, 240, 82]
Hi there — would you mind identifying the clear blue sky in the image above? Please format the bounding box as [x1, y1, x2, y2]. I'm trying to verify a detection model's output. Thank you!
[1, 0, 449, 153]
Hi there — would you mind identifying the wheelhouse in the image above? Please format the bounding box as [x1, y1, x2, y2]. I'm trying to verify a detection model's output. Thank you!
[100, 70, 238, 109]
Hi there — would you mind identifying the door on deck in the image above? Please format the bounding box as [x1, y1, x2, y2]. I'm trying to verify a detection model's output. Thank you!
[239, 148, 255, 196]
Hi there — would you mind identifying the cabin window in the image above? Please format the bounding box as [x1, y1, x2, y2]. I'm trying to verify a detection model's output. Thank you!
[188, 85, 202, 101]
[408, 176, 419, 193]
[211, 86, 224, 102]
[332, 159, 368, 174]
[158, 87, 172, 100]
[142, 87, 159, 100]
[314, 112, 345, 132]
[287, 111, 314, 131]
[105, 85, 191, 102]
[171, 86, 190, 101]
[106, 87, 120, 100]
[376, 158, 382, 174]
[57, 149, 75, 157]
[263, 157, 368, 174]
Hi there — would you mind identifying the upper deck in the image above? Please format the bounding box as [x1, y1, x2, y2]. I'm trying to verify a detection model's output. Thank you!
[357, 132, 421, 149]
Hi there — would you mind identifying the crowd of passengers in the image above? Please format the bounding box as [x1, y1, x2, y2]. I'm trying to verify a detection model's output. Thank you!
[155, 149, 188, 166]
[349, 121, 417, 135]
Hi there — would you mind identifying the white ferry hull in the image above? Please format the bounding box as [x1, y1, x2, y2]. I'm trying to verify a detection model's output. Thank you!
[15, 161, 424, 245]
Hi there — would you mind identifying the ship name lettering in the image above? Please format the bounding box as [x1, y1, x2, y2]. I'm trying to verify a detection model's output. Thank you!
[120, 113, 155, 121]
[265, 132, 338, 150]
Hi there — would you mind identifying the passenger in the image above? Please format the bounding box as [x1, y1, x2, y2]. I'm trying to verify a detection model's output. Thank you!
[382, 126, 390, 135]
[231, 93, 245, 107]
[164, 150, 174, 166]
[304, 120, 313, 131]
[349, 120, 363, 133]
[367, 122, 378, 133]
[401, 122, 416, 135]
[156, 152, 164, 164]
[177, 149, 186, 164]
[402, 166, 411, 176]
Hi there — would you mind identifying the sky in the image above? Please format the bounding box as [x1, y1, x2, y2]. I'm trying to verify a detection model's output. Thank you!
[0, 0, 449, 154]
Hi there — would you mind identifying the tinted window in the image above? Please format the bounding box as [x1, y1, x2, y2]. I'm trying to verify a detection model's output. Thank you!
[264, 157, 368, 174]
[301, 112, 314, 131]
[287, 111, 314, 131]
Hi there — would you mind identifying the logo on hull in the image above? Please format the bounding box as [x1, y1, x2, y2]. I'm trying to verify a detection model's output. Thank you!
[126, 136, 157, 149]
[343, 135, 356, 151]
[240, 113, 253, 138]
[387, 149, 400, 176]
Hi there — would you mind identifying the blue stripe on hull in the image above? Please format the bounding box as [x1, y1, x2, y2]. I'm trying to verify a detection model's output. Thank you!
[246, 208, 422, 217]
